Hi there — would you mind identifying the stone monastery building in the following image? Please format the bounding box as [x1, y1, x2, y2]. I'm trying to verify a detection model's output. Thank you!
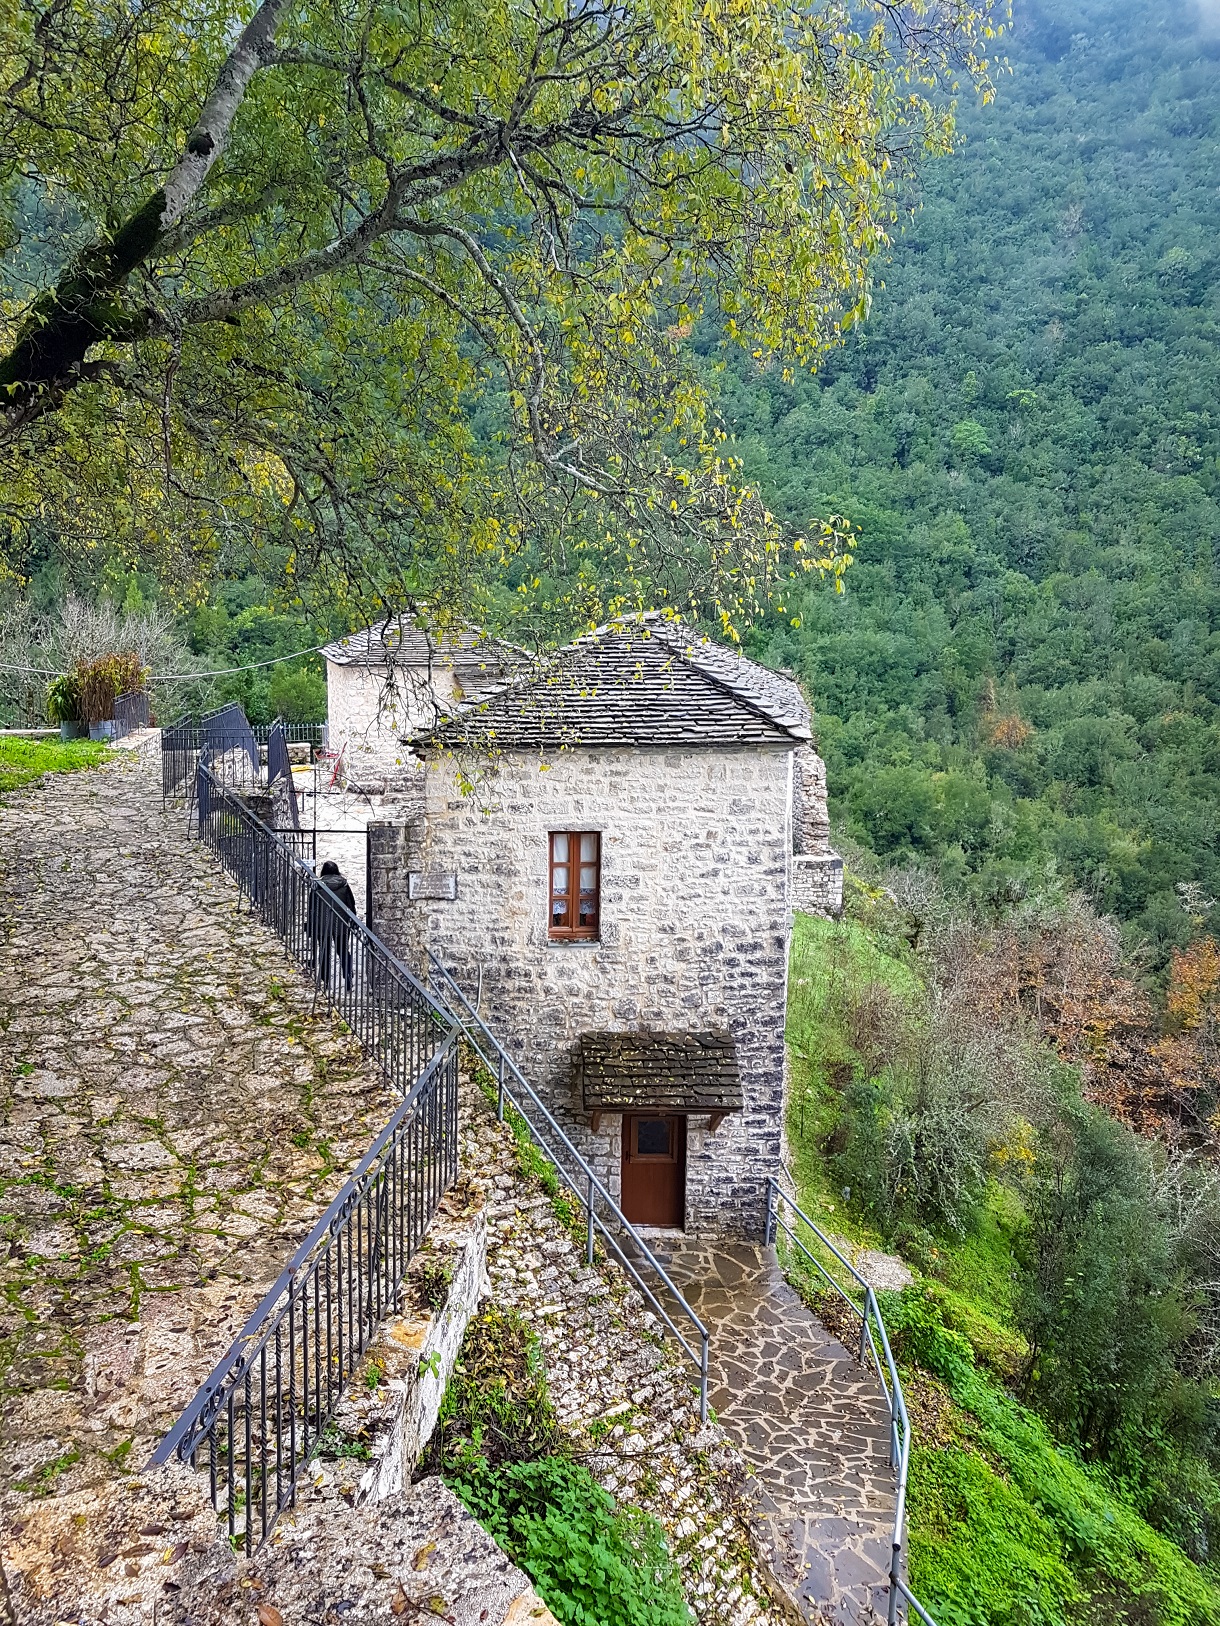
[322, 613, 842, 1240]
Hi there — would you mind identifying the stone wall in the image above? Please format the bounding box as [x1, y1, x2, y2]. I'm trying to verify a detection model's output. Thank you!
[791, 853, 844, 917]
[792, 745, 831, 855]
[371, 745, 794, 1239]
[326, 661, 455, 791]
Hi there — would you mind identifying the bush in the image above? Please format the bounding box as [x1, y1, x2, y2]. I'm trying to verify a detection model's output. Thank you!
[74, 652, 145, 725]
[425, 1306, 559, 1473]
[1016, 1103, 1197, 1465]
[428, 1309, 690, 1626]
[45, 672, 81, 723]
[267, 665, 326, 722]
[451, 1457, 690, 1626]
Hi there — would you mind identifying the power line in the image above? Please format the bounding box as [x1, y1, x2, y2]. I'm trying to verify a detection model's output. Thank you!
[1, 643, 329, 682]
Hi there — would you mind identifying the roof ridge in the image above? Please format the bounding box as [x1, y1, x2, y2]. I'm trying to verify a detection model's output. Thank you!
[646, 622, 810, 743]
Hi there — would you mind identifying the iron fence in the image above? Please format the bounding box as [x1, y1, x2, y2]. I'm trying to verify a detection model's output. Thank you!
[151, 766, 462, 1546]
[195, 766, 449, 1093]
[161, 712, 326, 803]
[765, 1179, 935, 1626]
[112, 689, 151, 740]
[151, 1034, 460, 1549]
[426, 954, 711, 1421]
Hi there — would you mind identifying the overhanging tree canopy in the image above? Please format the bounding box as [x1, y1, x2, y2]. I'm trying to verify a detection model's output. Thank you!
[0, 0, 1000, 629]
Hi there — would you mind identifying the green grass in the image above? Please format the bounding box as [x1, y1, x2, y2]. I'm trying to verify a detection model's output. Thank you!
[785, 913, 919, 1251]
[783, 910, 1220, 1625]
[893, 1290, 1220, 1626]
[0, 736, 107, 793]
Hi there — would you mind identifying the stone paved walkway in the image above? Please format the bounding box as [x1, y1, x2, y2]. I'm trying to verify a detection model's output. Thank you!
[458, 1092, 790, 1626]
[654, 1241, 897, 1625]
[0, 747, 396, 1510]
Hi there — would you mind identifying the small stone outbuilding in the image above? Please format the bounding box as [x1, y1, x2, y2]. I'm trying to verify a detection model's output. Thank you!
[345, 614, 841, 1241]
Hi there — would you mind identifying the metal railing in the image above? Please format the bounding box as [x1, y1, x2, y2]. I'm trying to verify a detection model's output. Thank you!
[766, 1179, 935, 1626]
[150, 768, 463, 1546]
[113, 689, 151, 740]
[151, 1035, 460, 1550]
[426, 953, 711, 1421]
[161, 712, 326, 803]
[195, 765, 448, 1093]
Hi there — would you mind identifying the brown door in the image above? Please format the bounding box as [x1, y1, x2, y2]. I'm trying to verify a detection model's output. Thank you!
[621, 1114, 686, 1228]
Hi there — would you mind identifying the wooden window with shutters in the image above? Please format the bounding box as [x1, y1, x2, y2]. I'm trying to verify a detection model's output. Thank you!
[549, 831, 601, 940]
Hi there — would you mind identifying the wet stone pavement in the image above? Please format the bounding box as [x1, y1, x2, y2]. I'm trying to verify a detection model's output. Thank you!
[0, 746, 396, 1507]
[655, 1240, 897, 1625]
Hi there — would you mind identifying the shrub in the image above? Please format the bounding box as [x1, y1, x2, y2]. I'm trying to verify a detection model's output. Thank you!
[425, 1306, 560, 1474]
[45, 672, 81, 723]
[74, 652, 145, 725]
[428, 1310, 690, 1626]
[1016, 1103, 1197, 1465]
[451, 1457, 690, 1626]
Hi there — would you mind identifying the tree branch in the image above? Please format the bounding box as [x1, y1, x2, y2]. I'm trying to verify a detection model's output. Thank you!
[0, 0, 290, 421]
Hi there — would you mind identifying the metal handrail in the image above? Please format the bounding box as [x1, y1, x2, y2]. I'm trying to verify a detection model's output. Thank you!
[765, 1178, 935, 1626]
[196, 763, 453, 1095]
[150, 1033, 460, 1548]
[149, 766, 464, 1548]
[427, 953, 711, 1421]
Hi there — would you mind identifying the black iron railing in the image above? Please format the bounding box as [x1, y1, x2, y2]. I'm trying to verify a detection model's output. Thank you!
[426, 954, 711, 1421]
[195, 765, 448, 1094]
[151, 1035, 460, 1550]
[151, 768, 461, 1546]
[766, 1180, 936, 1626]
[113, 689, 151, 740]
[161, 712, 326, 804]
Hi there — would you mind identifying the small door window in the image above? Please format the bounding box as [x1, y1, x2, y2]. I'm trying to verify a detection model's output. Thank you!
[632, 1116, 674, 1158]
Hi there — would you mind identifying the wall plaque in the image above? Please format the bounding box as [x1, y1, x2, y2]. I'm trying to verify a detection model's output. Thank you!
[408, 871, 458, 901]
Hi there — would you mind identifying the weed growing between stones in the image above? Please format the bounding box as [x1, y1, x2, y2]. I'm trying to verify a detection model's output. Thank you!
[409, 1254, 454, 1313]
[425, 1307, 691, 1626]
[468, 1054, 602, 1260]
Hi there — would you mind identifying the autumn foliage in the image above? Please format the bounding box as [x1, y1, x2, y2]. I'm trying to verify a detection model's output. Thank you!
[937, 900, 1216, 1140]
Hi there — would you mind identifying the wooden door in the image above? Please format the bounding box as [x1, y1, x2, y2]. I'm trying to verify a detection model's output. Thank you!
[621, 1114, 686, 1228]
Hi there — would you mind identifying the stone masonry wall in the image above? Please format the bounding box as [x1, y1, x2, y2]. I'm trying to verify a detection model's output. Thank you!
[327, 662, 455, 791]
[372, 746, 794, 1240]
[792, 744, 831, 855]
[791, 853, 845, 917]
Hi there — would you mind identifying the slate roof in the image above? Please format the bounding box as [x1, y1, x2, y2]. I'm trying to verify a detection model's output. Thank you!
[576, 1030, 743, 1114]
[321, 618, 527, 703]
[418, 614, 810, 751]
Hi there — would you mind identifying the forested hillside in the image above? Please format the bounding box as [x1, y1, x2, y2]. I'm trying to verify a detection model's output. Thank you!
[737, 0, 1220, 971]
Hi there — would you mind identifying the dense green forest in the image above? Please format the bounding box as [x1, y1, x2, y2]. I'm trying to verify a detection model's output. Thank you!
[737, 0, 1220, 971]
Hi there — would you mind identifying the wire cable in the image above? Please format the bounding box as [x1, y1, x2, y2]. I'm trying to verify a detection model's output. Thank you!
[0, 643, 329, 682]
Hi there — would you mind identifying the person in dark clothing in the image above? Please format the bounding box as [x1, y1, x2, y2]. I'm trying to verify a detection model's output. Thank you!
[307, 860, 357, 990]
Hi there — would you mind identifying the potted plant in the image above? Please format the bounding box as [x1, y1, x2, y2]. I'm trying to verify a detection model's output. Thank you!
[76, 652, 145, 740]
[46, 674, 86, 740]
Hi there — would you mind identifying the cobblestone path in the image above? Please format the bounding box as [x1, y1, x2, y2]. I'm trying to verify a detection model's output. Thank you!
[0, 747, 396, 1509]
[461, 1095, 789, 1626]
[657, 1241, 896, 1625]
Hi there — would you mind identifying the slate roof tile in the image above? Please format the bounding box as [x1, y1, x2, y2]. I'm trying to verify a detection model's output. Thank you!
[576, 1029, 744, 1114]
[418, 615, 810, 750]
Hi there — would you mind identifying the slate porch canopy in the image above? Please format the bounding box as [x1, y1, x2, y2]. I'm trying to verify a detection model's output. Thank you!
[575, 1030, 743, 1129]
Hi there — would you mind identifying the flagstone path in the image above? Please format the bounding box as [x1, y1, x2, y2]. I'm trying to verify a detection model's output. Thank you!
[0, 744, 397, 1505]
[654, 1240, 898, 1625]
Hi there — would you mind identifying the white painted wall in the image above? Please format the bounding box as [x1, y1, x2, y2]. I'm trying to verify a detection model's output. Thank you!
[326, 662, 459, 788]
